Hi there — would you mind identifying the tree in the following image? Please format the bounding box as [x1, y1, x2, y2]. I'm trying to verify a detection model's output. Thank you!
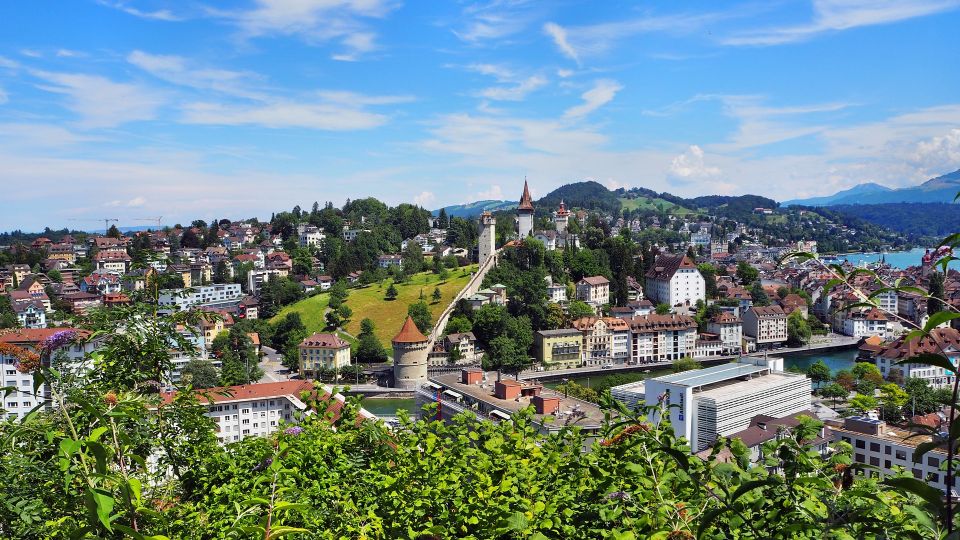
[47, 269, 62, 283]
[407, 301, 432, 334]
[698, 263, 718, 298]
[336, 304, 352, 324]
[568, 300, 596, 320]
[672, 357, 702, 373]
[848, 394, 878, 416]
[750, 282, 770, 307]
[437, 208, 449, 229]
[904, 377, 941, 416]
[385, 283, 398, 301]
[213, 260, 229, 284]
[432, 287, 442, 304]
[787, 310, 811, 347]
[214, 329, 263, 386]
[272, 313, 307, 371]
[107, 224, 122, 239]
[736, 261, 758, 285]
[555, 380, 599, 403]
[928, 270, 946, 315]
[325, 310, 342, 330]
[833, 370, 856, 391]
[181, 359, 220, 389]
[807, 360, 831, 388]
[356, 318, 388, 363]
[482, 335, 531, 377]
[821, 382, 848, 406]
[655, 303, 672, 315]
[878, 383, 909, 421]
[443, 315, 472, 335]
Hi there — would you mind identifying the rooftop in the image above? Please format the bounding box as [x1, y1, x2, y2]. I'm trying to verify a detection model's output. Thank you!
[652, 360, 776, 389]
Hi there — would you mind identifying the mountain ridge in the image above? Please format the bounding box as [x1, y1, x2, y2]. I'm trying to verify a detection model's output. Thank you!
[783, 169, 960, 206]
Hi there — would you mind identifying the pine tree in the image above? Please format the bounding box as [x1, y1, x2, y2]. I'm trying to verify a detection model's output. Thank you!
[432, 287, 442, 303]
[385, 283, 398, 301]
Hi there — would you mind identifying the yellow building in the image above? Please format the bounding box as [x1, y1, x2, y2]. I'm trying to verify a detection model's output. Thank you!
[299, 333, 351, 377]
[536, 329, 583, 370]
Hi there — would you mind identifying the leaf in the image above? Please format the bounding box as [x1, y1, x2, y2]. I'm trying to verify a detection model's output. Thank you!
[273, 502, 309, 514]
[89, 488, 116, 531]
[267, 526, 310, 539]
[924, 311, 960, 333]
[127, 477, 142, 505]
[730, 478, 779, 503]
[88, 426, 109, 442]
[87, 441, 109, 474]
[697, 507, 725, 538]
[881, 477, 944, 517]
[895, 353, 958, 375]
[504, 511, 528, 531]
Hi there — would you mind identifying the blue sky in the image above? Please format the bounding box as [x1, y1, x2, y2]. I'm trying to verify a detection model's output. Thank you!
[1, 0, 959, 231]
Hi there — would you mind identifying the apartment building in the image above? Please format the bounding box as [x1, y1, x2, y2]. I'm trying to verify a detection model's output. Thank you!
[576, 276, 610, 307]
[571, 316, 630, 365]
[626, 313, 698, 364]
[536, 329, 583, 370]
[742, 305, 788, 348]
[645, 254, 705, 308]
[298, 333, 351, 377]
[876, 328, 960, 389]
[158, 283, 245, 312]
[706, 311, 743, 355]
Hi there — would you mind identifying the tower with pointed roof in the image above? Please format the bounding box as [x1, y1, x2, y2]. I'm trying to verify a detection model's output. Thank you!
[517, 179, 534, 239]
[554, 200, 570, 234]
[392, 315, 430, 389]
[478, 210, 496, 264]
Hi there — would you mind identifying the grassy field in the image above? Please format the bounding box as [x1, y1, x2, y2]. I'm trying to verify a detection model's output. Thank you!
[619, 196, 694, 215]
[271, 265, 478, 346]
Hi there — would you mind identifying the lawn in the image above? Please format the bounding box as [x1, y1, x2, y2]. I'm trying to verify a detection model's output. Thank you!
[271, 265, 478, 346]
[618, 196, 694, 215]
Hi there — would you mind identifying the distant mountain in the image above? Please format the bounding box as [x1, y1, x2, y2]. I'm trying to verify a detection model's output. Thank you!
[826, 203, 960, 240]
[782, 170, 960, 206]
[435, 200, 516, 218]
[781, 182, 892, 206]
[536, 180, 622, 215]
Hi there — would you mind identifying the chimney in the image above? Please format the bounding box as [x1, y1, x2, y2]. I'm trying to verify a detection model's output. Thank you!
[757, 422, 767, 431]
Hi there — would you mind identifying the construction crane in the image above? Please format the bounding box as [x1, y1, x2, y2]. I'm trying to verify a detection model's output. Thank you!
[68, 218, 119, 235]
[135, 216, 163, 229]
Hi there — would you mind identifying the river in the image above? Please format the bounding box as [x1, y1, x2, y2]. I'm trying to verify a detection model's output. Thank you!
[359, 348, 862, 416]
[836, 247, 956, 270]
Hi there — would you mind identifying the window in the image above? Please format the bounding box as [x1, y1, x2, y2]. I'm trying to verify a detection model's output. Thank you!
[855, 453, 865, 463]
[885, 460, 891, 469]
[884, 445, 891, 455]
[869, 442, 880, 452]
[242, 419, 249, 425]
[855, 440, 865, 449]
[241, 408, 250, 414]
[895, 450, 907, 460]
[912, 468, 922, 479]
[869, 456, 880, 466]
[928, 456, 940, 467]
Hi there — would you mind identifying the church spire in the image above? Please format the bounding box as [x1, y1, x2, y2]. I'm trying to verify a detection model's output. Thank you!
[518, 179, 534, 211]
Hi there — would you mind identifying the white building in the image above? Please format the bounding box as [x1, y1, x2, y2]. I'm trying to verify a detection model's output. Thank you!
[13, 300, 46, 329]
[547, 283, 567, 303]
[158, 283, 244, 312]
[830, 416, 951, 493]
[298, 333, 352, 377]
[342, 229, 371, 242]
[837, 308, 893, 339]
[298, 225, 325, 248]
[645, 254, 705, 308]
[742, 305, 788, 348]
[247, 268, 286, 295]
[706, 311, 743, 355]
[626, 314, 698, 364]
[576, 276, 610, 306]
[0, 329, 101, 420]
[611, 357, 811, 453]
[876, 328, 960, 389]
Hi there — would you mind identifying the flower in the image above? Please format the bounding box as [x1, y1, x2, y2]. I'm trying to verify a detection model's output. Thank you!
[103, 392, 118, 406]
[39, 330, 77, 353]
[284, 426, 304, 436]
[1, 343, 41, 373]
[252, 457, 273, 472]
[667, 531, 694, 540]
[606, 491, 631, 501]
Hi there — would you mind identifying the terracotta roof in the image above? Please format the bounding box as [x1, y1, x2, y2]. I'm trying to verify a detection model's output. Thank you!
[579, 275, 609, 286]
[750, 305, 786, 318]
[301, 332, 350, 349]
[393, 316, 428, 343]
[571, 316, 629, 331]
[518, 180, 534, 211]
[556, 200, 570, 217]
[161, 380, 314, 405]
[0, 328, 90, 344]
[710, 311, 741, 324]
[646, 254, 696, 281]
[627, 314, 697, 332]
[879, 328, 960, 360]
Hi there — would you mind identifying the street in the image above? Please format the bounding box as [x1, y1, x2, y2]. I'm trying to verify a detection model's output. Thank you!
[258, 345, 293, 383]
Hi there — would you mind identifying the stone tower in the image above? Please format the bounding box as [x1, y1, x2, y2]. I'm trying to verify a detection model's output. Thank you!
[517, 180, 534, 239]
[392, 315, 429, 389]
[478, 210, 496, 264]
[554, 199, 570, 234]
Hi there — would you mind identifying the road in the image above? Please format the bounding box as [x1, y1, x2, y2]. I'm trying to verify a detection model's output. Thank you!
[258, 345, 293, 383]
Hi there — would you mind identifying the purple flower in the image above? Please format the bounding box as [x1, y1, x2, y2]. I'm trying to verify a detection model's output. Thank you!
[284, 426, 304, 436]
[607, 491, 631, 501]
[252, 457, 273, 472]
[40, 330, 77, 353]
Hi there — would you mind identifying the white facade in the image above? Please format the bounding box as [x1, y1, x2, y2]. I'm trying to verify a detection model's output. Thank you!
[547, 284, 567, 303]
[298, 225, 325, 248]
[158, 283, 244, 311]
[645, 255, 705, 308]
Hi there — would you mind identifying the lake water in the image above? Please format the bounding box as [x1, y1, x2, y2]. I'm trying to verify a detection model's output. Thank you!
[360, 397, 420, 416]
[836, 247, 956, 270]
[781, 347, 859, 374]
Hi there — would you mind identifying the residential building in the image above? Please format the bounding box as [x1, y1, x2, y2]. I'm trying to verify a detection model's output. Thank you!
[536, 329, 583, 370]
[611, 357, 811, 453]
[378, 254, 403, 268]
[626, 314, 698, 364]
[742, 305, 788, 348]
[532, 230, 580, 251]
[298, 225, 325, 248]
[12, 299, 46, 328]
[444, 332, 482, 364]
[576, 276, 610, 306]
[876, 328, 959, 388]
[706, 312, 743, 355]
[158, 283, 245, 312]
[298, 333, 352, 377]
[718, 412, 829, 465]
[246, 268, 286, 295]
[837, 308, 893, 339]
[571, 316, 630, 365]
[0, 329, 99, 419]
[342, 228, 371, 242]
[829, 416, 950, 493]
[93, 251, 131, 273]
[62, 292, 102, 314]
[645, 254, 705, 308]
[80, 273, 122, 295]
[547, 283, 567, 303]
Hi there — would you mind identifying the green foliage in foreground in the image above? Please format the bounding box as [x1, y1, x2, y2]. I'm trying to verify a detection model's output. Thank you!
[0, 377, 946, 539]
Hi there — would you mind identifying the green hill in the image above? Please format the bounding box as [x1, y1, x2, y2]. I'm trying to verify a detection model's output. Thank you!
[618, 195, 694, 214]
[272, 265, 478, 346]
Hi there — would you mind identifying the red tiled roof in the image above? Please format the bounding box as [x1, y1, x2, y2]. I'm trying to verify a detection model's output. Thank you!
[0, 328, 90, 344]
[161, 380, 314, 405]
[579, 275, 609, 286]
[393, 315, 428, 343]
[300, 332, 349, 349]
[646, 254, 696, 281]
[518, 180, 534, 211]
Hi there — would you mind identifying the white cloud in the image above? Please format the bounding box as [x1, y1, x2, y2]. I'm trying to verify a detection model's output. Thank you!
[543, 22, 579, 63]
[453, 1, 540, 43]
[98, 1, 181, 21]
[20, 49, 42, 58]
[413, 191, 436, 207]
[0, 123, 99, 147]
[556, 69, 574, 78]
[472, 185, 505, 201]
[563, 79, 622, 118]
[479, 75, 547, 101]
[217, 0, 395, 60]
[127, 196, 147, 207]
[466, 63, 516, 82]
[668, 145, 721, 181]
[723, 0, 960, 46]
[127, 50, 263, 98]
[32, 70, 166, 128]
[181, 101, 389, 130]
[910, 128, 960, 178]
[56, 49, 83, 58]
[0, 55, 20, 69]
